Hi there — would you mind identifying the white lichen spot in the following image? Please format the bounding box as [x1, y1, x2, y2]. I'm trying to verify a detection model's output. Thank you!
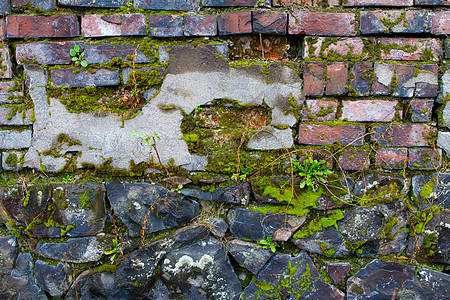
[166, 254, 214, 274]
[133, 201, 141, 210]
[131, 258, 145, 269]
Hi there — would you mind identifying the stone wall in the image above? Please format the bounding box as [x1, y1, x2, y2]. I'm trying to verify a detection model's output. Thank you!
[0, 0, 449, 299]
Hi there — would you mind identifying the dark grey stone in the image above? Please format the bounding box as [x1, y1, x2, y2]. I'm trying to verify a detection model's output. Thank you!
[207, 217, 228, 237]
[228, 239, 274, 274]
[35, 260, 71, 298]
[262, 213, 306, 241]
[293, 225, 351, 257]
[229, 208, 265, 240]
[0, 273, 47, 300]
[0, 0, 10, 14]
[412, 173, 450, 210]
[0, 235, 18, 274]
[58, 0, 127, 7]
[181, 181, 251, 205]
[11, 253, 34, 277]
[324, 261, 350, 285]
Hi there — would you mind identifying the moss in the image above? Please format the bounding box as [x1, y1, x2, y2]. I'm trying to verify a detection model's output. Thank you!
[5, 153, 18, 168]
[79, 190, 93, 210]
[293, 209, 344, 239]
[94, 263, 119, 274]
[344, 240, 365, 252]
[420, 177, 436, 200]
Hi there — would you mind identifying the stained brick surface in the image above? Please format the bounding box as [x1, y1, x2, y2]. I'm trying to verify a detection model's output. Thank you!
[6, 15, 79, 38]
[218, 12, 252, 35]
[408, 148, 442, 170]
[0, 82, 22, 104]
[134, 0, 199, 10]
[371, 124, 436, 147]
[0, 0, 10, 14]
[376, 148, 408, 169]
[148, 15, 183, 37]
[304, 37, 370, 60]
[343, 0, 413, 6]
[326, 62, 348, 95]
[273, 0, 339, 6]
[82, 14, 147, 37]
[11, 0, 55, 12]
[184, 15, 217, 36]
[410, 100, 434, 122]
[303, 62, 325, 96]
[298, 124, 365, 146]
[378, 38, 442, 61]
[349, 62, 372, 96]
[51, 69, 120, 88]
[228, 36, 287, 60]
[301, 100, 337, 121]
[341, 100, 400, 122]
[339, 149, 370, 171]
[59, 0, 126, 7]
[371, 62, 395, 96]
[431, 12, 450, 35]
[253, 10, 287, 34]
[203, 0, 258, 6]
[360, 10, 431, 34]
[288, 12, 356, 36]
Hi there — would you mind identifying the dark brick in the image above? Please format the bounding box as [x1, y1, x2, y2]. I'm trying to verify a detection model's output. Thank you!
[159, 44, 227, 63]
[0, 82, 22, 104]
[148, 15, 183, 37]
[82, 14, 146, 37]
[0, 0, 10, 14]
[11, 0, 55, 12]
[0, 106, 32, 125]
[84, 44, 152, 64]
[253, 9, 287, 34]
[6, 15, 79, 38]
[338, 149, 369, 171]
[378, 38, 442, 61]
[303, 62, 325, 96]
[431, 12, 450, 35]
[410, 100, 434, 122]
[445, 39, 450, 58]
[298, 124, 365, 146]
[51, 69, 119, 88]
[228, 35, 288, 60]
[360, 10, 431, 35]
[0, 49, 12, 79]
[371, 124, 436, 147]
[414, 64, 438, 98]
[203, 0, 258, 6]
[184, 15, 217, 36]
[371, 62, 395, 96]
[303, 37, 370, 60]
[289, 12, 356, 36]
[376, 148, 408, 169]
[273, 0, 339, 6]
[344, 0, 413, 6]
[408, 148, 442, 170]
[59, 0, 126, 7]
[134, 0, 199, 10]
[349, 62, 372, 96]
[341, 100, 400, 122]
[0, 130, 32, 149]
[415, 0, 450, 4]
[326, 62, 348, 95]
[301, 100, 337, 121]
[393, 64, 415, 98]
[218, 11, 252, 35]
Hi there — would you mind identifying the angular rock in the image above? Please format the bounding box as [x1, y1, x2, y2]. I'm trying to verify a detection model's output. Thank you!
[206, 217, 228, 237]
[106, 181, 200, 237]
[262, 213, 306, 241]
[180, 181, 251, 206]
[229, 208, 265, 240]
[0, 272, 47, 300]
[371, 62, 395, 95]
[0, 81, 22, 104]
[0, 235, 17, 274]
[412, 173, 450, 209]
[325, 261, 350, 285]
[0, 106, 32, 125]
[2, 151, 24, 171]
[293, 225, 351, 257]
[51, 68, 120, 87]
[35, 260, 71, 298]
[349, 62, 372, 96]
[247, 126, 293, 150]
[0, 0, 10, 14]
[0, 48, 13, 79]
[228, 239, 274, 274]
[12, 253, 34, 277]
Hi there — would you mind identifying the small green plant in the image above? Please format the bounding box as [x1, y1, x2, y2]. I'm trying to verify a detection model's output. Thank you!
[104, 238, 119, 262]
[130, 88, 141, 98]
[70, 45, 88, 67]
[231, 168, 248, 181]
[292, 158, 332, 191]
[62, 175, 73, 184]
[170, 184, 183, 194]
[131, 131, 160, 147]
[258, 236, 278, 253]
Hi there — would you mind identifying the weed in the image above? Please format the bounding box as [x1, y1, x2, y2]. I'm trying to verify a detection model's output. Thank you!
[292, 158, 332, 191]
[258, 236, 279, 253]
[70, 45, 88, 68]
[170, 184, 183, 194]
[104, 238, 119, 262]
[62, 175, 73, 184]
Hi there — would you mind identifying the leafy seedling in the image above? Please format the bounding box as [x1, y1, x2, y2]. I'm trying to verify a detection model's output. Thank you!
[258, 236, 278, 253]
[70, 45, 88, 67]
[104, 238, 119, 262]
[292, 158, 332, 191]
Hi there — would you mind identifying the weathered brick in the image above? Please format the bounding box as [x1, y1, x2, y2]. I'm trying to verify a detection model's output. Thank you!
[303, 62, 324, 96]
[253, 9, 287, 34]
[326, 62, 348, 96]
[415, 0, 450, 5]
[394, 64, 438, 98]
[338, 149, 369, 171]
[148, 15, 183, 37]
[82, 14, 146, 37]
[2, 150, 23, 171]
[228, 35, 287, 60]
[378, 38, 442, 61]
[341, 100, 400, 122]
[6, 15, 79, 38]
[0, 107, 32, 125]
[0, 130, 32, 149]
[135, 0, 199, 10]
[349, 62, 372, 96]
[303, 37, 370, 60]
[273, 0, 339, 6]
[288, 12, 356, 36]
[268, 63, 300, 84]
[218, 12, 252, 35]
[59, 0, 126, 7]
[445, 39, 450, 58]
[203, 0, 258, 6]
[11, 0, 55, 12]
[360, 10, 431, 35]
[375, 148, 408, 169]
[51, 69, 119, 88]
[344, 0, 413, 6]
[371, 124, 436, 147]
[298, 124, 365, 146]
[410, 100, 434, 122]
[159, 44, 227, 63]
[408, 148, 441, 170]
[393, 64, 415, 98]
[371, 62, 395, 96]
[0, 49, 12, 79]
[431, 12, 450, 35]
[301, 100, 337, 121]
[122, 67, 165, 85]
[0, 82, 22, 104]
[84, 44, 153, 64]
[184, 15, 217, 36]
[0, 0, 10, 14]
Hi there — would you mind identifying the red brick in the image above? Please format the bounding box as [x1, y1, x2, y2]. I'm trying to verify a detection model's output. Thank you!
[303, 62, 325, 96]
[228, 35, 287, 60]
[360, 10, 431, 34]
[371, 124, 436, 147]
[203, 0, 258, 6]
[301, 100, 337, 121]
[184, 15, 217, 36]
[344, 0, 413, 6]
[298, 124, 365, 146]
[378, 38, 443, 61]
[431, 12, 450, 35]
[11, 0, 55, 12]
[349, 62, 372, 96]
[410, 100, 433, 122]
[82, 14, 146, 37]
[0, 49, 12, 79]
[253, 9, 287, 34]
[371, 62, 395, 96]
[303, 37, 370, 60]
[273, 0, 339, 6]
[59, 0, 126, 7]
[0, 82, 22, 104]
[148, 15, 183, 37]
[288, 12, 356, 36]
[326, 62, 348, 96]
[376, 148, 408, 169]
[218, 12, 252, 35]
[408, 148, 442, 170]
[338, 149, 369, 171]
[51, 69, 119, 88]
[341, 100, 401, 122]
[6, 15, 79, 38]
[134, 0, 199, 10]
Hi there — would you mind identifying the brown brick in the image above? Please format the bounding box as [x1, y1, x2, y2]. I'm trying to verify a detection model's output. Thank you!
[298, 124, 365, 146]
[6, 15, 79, 38]
[203, 0, 258, 6]
[344, 0, 413, 6]
[303, 62, 325, 96]
[218, 11, 252, 35]
[288, 12, 356, 36]
[148, 15, 183, 37]
[349, 62, 372, 96]
[338, 149, 370, 171]
[371, 124, 436, 147]
[184, 15, 217, 36]
[376, 148, 408, 169]
[51, 69, 119, 88]
[341, 100, 400, 122]
[371, 62, 395, 96]
[378, 38, 442, 61]
[408, 148, 442, 170]
[360, 10, 431, 34]
[326, 62, 348, 95]
[273, 0, 339, 6]
[410, 100, 433, 122]
[0, 49, 12, 79]
[228, 35, 287, 60]
[0, 82, 22, 104]
[301, 100, 337, 121]
[253, 9, 287, 34]
[431, 12, 450, 35]
[303, 37, 370, 60]
[82, 14, 146, 37]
